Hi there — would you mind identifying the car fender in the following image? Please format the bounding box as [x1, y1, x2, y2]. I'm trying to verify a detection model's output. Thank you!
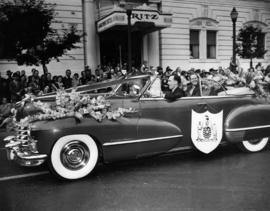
[137, 118, 183, 140]
[102, 118, 183, 162]
[30, 117, 138, 151]
[224, 104, 270, 142]
[31, 117, 184, 163]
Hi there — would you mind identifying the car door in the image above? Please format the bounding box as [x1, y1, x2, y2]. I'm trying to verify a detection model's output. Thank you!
[137, 95, 207, 155]
[199, 79, 255, 142]
[102, 77, 146, 162]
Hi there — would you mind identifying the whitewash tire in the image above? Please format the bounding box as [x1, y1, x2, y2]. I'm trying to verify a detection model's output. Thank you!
[238, 137, 269, 153]
[50, 135, 98, 180]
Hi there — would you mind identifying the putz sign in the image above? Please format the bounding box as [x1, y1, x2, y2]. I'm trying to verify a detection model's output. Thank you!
[97, 10, 172, 33]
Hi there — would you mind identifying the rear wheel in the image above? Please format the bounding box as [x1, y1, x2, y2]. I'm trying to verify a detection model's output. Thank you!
[238, 137, 269, 152]
[50, 135, 98, 180]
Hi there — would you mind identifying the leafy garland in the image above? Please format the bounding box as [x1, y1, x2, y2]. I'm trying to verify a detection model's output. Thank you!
[18, 89, 136, 126]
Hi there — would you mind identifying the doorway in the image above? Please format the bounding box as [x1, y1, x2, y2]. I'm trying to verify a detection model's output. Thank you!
[99, 29, 142, 68]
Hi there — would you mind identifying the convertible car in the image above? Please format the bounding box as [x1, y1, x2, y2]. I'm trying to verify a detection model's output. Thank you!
[3, 74, 270, 180]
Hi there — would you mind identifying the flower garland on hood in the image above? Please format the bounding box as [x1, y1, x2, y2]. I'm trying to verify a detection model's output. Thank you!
[17, 89, 135, 126]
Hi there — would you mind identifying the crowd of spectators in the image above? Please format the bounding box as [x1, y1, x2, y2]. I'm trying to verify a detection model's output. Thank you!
[1, 62, 270, 105]
[0, 65, 122, 104]
[149, 62, 270, 97]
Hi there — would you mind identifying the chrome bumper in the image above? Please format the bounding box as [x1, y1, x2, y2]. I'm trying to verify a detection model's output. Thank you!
[4, 135, 48, 167]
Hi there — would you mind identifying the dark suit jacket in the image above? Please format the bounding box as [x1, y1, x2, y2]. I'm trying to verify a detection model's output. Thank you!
[165, 87, 186, 101]
[186, 84, 200, 96]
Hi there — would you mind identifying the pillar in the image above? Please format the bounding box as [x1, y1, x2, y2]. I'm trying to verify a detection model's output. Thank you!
[142, 34, 149, 64]
[148, 31, 160, 67]
[200, 28, 206, 60]
[83, 0, 100, 71]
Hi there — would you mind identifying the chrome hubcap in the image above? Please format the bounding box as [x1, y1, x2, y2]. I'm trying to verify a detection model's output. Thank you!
[61, 141, 90, 170]
[247, 139, 261, 145]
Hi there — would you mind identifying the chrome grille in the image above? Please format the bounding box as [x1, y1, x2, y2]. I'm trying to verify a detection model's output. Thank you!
[16, 125, 31, 141]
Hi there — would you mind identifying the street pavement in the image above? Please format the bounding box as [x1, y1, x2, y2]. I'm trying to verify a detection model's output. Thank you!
[0, 128, 270, 211]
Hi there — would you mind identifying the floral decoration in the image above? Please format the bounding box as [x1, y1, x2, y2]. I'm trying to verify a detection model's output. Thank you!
[17, 89, 136, 126]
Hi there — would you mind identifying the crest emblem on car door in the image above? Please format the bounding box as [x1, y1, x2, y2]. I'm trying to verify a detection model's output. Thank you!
[191, 110, 223, 154]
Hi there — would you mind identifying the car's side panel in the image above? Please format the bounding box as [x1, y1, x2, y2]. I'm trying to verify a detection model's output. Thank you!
[201, 95, 256, 137]
[138, 97, 205, 148]
[31, 117, 139, 154]
[138, 95, 258, 150]
[102, 135, 182, 162]
[101, 118, 183, 162]
[225, 104, 270, 142]
[32, 118, 183, 163]
[137, 118, 182, 139]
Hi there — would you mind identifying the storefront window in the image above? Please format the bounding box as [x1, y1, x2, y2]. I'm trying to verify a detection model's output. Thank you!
[207, 31, 216, 59]
[190, 30, 199, 59]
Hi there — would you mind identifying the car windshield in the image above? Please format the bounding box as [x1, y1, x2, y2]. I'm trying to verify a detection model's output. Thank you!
[201, 79, 227, 96]
[143, 76, 163, 98]
[114, 76, 150, 97]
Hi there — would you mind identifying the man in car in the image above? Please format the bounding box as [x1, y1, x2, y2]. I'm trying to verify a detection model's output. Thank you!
[186, 73, 200, 96]
[164, 74, 186, 101]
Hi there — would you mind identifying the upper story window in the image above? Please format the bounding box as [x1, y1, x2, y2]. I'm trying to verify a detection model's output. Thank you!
[207, 30, 216, 59]
[190, 30, 199, 59]
[189, 17, 219, 60]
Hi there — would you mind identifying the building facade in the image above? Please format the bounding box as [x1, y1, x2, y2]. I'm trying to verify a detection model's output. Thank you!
[0, 0, 269, 76]
[161, 0, 270, 70]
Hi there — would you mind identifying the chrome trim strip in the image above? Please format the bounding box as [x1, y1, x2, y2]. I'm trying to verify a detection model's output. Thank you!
[103, 135, 183, 146]
[140, 95, 253, 101]
[226, 124, 270, 132]
[167, 146, 193, 153]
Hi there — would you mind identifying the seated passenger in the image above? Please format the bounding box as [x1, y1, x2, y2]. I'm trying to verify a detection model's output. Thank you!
[164, 74, 186, 101]
[186, 74, 200, 96]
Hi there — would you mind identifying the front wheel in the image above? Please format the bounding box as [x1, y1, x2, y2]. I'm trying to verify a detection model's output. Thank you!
[238, 137, 269, 152]
[49, 135, 98, 180]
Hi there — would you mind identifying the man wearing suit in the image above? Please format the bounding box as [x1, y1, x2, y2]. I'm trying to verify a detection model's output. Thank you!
[164, 74, 186, 101]
[186, 73, 200, 96]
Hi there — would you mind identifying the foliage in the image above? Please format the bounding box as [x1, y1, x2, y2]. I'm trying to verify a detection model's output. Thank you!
[0, 0, 81, 72]
[236, 25, 267, 68]
[14, 90, 136, 127]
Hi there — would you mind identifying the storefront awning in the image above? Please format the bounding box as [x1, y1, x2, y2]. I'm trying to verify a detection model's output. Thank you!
[96, 4, 172, 33]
